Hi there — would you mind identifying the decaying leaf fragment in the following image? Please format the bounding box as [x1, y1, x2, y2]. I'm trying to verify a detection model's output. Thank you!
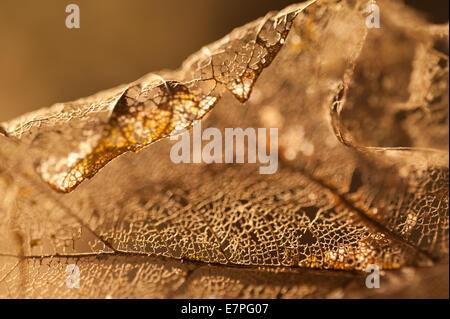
[2, 0, 318, 193]
[0, 0, 448, 298]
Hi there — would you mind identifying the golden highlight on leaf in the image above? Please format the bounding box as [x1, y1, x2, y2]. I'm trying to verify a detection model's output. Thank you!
[3, 0, 318, 193]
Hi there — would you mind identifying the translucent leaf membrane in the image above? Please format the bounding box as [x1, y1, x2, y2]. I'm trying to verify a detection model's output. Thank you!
[1, 256, 447, 298]
[2, 0, 318, 193]
[327, 11, 449, 260]
[0, 0, 448, 298]
[331, 82, 449, 260]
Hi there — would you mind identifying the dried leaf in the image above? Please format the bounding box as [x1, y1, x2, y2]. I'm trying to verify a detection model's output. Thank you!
[0, 0, 448, 298]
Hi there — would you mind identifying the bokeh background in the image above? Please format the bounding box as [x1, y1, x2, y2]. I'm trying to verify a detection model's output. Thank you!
[0, 0, 447, 122]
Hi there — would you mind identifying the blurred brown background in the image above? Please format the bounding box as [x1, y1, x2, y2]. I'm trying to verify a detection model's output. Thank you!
[0, 0, 448, 122]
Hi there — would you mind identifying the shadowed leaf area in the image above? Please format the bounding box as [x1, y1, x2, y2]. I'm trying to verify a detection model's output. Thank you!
[0, 0, 448, 298]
